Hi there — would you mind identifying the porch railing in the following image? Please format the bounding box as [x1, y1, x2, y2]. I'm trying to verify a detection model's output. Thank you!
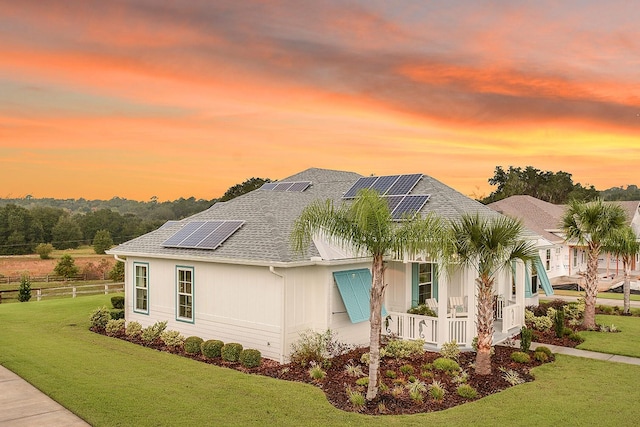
[449, 318, 468, 346]
[501, 304, 520, 333]
[384, 312, 438, 344]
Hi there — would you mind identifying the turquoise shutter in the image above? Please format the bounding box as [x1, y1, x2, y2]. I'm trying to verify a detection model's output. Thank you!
[411, 263, 419, 307]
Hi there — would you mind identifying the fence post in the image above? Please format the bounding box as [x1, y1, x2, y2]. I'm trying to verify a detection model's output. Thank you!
[37, 289, 42, 302]
[104, 284, 109, 295]
[72, 286, 76, 298]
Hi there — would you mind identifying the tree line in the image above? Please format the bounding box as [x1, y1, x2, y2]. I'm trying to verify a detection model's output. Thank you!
[0, 177, 270, 255]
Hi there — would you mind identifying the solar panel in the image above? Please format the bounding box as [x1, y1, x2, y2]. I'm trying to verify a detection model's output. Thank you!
[159, 220, 180, 230]
[342, 176, 378, 198]
[391, 195, 430, 220]
[273, 182, 295, 191]
[286, 181, 311, 192]
[162, 220, 244, 249]
[260, 182, 278, 190]
[370, 175, 401, 195]
[162, 221, 207, 246]
[195, 220, 244, 249]
[386, 174, 422, 196]
[177, 221, 223, 247]
[385, 195, 404, 213]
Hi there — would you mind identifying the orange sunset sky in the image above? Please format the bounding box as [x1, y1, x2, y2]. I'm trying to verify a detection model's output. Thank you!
[1, 1, 639, 201]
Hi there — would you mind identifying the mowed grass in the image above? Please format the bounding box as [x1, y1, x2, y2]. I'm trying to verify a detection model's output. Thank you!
[2, 296, 640, 426]
[545, 289, 640, 301]
[576, 314, 640, 358]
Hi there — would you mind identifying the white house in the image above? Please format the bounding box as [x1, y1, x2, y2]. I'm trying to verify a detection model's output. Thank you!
[109, 168, 551, 363]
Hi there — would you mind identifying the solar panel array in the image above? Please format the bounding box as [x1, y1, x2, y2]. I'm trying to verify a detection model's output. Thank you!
[162, 220, 244, 250]
[343, 174, 422, 198]
[260, 181, 311, 192]
[389, 195, 430, 220]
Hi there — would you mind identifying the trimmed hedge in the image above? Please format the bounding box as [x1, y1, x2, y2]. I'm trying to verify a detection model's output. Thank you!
[239, 349, 262, 368]
[221, 343, 243, 362]
[201, 340, 224, 359]
[184, 336, 204, 355]
[109, 309, 124, 320]
[111, 296, 125, 309]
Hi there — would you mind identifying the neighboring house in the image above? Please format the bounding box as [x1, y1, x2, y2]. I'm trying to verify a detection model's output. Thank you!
[488, 196, 640, 285]
[108, 168, 550, 362]
[601, 201, 640, 273]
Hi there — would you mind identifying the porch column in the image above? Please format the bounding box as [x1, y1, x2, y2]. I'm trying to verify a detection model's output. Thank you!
[514, 260, 526, 327]
[436, 268, 449, 348]
[465, 266, 477, 346]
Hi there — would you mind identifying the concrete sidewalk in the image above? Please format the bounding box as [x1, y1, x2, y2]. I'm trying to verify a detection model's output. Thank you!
[0, 365, 89, 427]
[514, 341, 640, 366]
[542, 294, 640, 309]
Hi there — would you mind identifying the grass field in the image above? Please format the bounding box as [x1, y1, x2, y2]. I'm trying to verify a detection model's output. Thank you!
[2, 295, 640, 426]
[550, 289, 640, 301]
[0, 246, 114, 278]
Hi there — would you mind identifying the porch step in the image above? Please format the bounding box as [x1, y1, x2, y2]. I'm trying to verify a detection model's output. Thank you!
[493, 326, 521, 345]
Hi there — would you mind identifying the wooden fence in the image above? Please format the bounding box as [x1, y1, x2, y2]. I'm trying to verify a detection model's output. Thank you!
[0, 274, 96, 284]
[0, 282, 124, 303]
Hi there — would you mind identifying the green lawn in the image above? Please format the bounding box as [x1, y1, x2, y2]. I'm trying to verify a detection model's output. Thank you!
[547, 289, 640, 301]
[2, 295, 640, 426]
[576, 314, 640, 358]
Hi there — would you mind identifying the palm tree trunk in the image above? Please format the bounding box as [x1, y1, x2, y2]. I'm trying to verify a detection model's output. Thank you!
[475, 276, 494, 375]
[366, 254, 386, 400]
[582, 245, 600, 329]
[623, 260, 631, 315]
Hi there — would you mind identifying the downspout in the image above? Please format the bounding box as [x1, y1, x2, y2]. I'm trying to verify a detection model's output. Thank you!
[269, 266, 286, 363]
[114, 255, 126, 263]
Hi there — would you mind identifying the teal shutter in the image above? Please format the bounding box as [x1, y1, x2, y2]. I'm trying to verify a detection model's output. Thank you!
[534, 256, 554, 296]
[411, 263, 419, 307]
[333, 269, 387, 324]
[433, 264, 439, 300]
[524, 262, 533, 298]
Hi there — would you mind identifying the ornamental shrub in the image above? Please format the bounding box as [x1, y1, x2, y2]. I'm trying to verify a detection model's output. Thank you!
[383, 338, 425, 359]
[439, 340, 460, 360]
[289, 329, 349, 367]
[534, 346, 553, 357]
[161, 330, 185, 349]
[221, 343, 243, 362]
[141, 321, 167, 344]
[184, 336, 204, 355]
[35, 243, 54, 259]
[89, 306, 111, 330]
[105, 319, 125, 336]
[432, 357, 460, 374]
[201, 340, 224, 359]
[400, 364, 415, 375]
[18, 274, 31, 302]
[554, 309, 565, 338]
[456, 384, 478, 399]
[111, 296, 125, 309]
[520, 326, 533, 352]
[109, 309, 124, 320]
[126, 321, 142, 338]
[533, 350, 549, 362]
[511, 351, 531, 363]
[407, 304, 437, 317]
[239, 349, 262, 368]
[355, 377, 369, 386]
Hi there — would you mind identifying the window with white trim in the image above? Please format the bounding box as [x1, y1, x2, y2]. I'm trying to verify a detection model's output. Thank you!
[134, 263, 149, 314]
[418, 263, 433, 304]
[545, 249, 551, 270]
[177, 267, 194, 322]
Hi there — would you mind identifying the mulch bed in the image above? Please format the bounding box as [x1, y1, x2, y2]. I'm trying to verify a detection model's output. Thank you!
[95, 328, 552, 415]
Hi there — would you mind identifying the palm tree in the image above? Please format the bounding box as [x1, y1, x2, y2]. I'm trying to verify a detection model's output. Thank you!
[561, 199, 627, 328]
[603, 226, 639, 315]
[291, 188, 444, 400]
[446, 213, 536, 375]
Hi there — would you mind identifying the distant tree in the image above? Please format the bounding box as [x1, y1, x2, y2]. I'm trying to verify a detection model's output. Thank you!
[218, 177, 271, 202]
[603, 226, 640, 315]
[97, 258, 112, 279]
[51, 215, 83, 249]
[109, 261, 125, 282]
[30, 206, 65, 242]
[54, 254, 79, 280]
[18, 274, 32, 302]
[0, 204, 43, 255]
[601, 185, 640, 201]
[35, 243, 54, 259]
[92, 229, 113, 254]
[481, 166, 599, 204]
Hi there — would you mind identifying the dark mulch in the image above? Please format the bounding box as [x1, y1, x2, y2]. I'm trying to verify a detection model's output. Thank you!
[94, 328, 551, 415]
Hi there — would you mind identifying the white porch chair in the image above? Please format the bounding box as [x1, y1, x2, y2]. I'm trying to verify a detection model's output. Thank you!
[425, 298, 438, 311]
[448, 296, 468, 318]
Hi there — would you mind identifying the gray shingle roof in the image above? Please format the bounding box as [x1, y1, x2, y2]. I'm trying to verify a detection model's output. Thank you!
[487, 195, 565, 243]
[110, 168, 502, 264]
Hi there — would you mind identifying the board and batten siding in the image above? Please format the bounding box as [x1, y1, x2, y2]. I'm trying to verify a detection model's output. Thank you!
[124, 257, 283, 361]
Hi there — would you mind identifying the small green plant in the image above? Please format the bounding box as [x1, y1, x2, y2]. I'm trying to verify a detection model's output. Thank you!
[308, 363, 326, 380]
[18, 274, 31, 302]
[379, 381, 389, 393]
[344, 363, 365, 377]
[201, 340, 224, 359]
[383, 338, 425, 359]
[355, 377, 369, 386]
[289, 329, 349, 367]
[140, 321, 167, 344]
[125, 321, 142, 338]
[500, 367, 524, 385]
[407, 304, 437, 317]
[520, 326, 533, 352]
[105, 319, 125, 336]
[510, 351, 531, 363]
[406, 379, 427, 395]
[385, 369, 397, 379]
[456, 384, 478, 399]
[440, 340, 460, 361]
[89, 306, 111, 330]
[554, 309, 565, 338]
[399, 364, 415, 375]
[221, 343, 243, 362]
[429, 380, 446, 400]
[568, 331, 585, 343]
[111, 296, 125, 309]
[535, 346, 553, 358]
[360, 352, 370, 365]
[239, 349, 262, 368]
[184, 336, 204, 354]
[161, 330, 185, 349]
[391, 385, 405, 398]
[533, 350, 549, 362]
[432, 357, 460, 374]
[109, 309, 124, 320]
[452, 370, 468, 384]
[346, 387, 366, 409]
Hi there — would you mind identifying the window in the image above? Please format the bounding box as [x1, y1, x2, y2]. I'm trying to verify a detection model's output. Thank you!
[177, 267, 194, 322]
[418, 263, 433, 304]
[531, 263, 539, 295]
[573, 248, 578, 267]
[134, 263, 149, 314]
[545, 249, 551, 270]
